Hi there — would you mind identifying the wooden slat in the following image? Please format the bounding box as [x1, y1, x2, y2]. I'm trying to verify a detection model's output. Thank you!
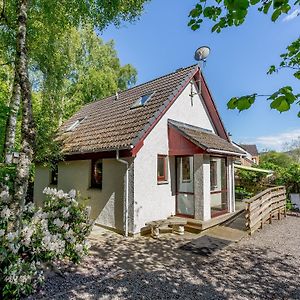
[245, 186, 286, 234]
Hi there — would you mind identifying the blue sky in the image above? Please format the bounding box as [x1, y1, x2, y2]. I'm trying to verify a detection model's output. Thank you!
[101, 0, 300, 151]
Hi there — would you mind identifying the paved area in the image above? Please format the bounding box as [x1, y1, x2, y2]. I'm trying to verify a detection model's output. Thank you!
[30, 215, 300, 299]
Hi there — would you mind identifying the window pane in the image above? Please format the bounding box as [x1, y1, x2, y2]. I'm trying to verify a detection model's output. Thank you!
[92, 159, 103, 188]
[176, 157, 193, 193]
[157, 156, 167, 182]
[210, 160, 217, 188]
[157, 157, 165, 178]
[182, 157, 191, 182]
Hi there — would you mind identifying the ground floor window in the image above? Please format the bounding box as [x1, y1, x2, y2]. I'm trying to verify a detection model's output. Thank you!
[50, 164, 58, 185]
[91, 159, 103, 189]
[210, 157, 228, 217]
[157, 155, 168, 183]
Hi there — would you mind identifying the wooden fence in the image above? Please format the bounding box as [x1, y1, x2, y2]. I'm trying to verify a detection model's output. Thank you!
[245, 186, 287, 235]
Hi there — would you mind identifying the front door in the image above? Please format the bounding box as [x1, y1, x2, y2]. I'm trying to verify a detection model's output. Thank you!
[176, 156, 194, 217]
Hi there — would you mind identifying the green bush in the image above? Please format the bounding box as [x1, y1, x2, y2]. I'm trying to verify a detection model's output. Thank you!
[0, 187, 93, 299]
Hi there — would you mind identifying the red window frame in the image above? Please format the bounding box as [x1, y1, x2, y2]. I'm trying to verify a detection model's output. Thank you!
[157, 155, 168, 183]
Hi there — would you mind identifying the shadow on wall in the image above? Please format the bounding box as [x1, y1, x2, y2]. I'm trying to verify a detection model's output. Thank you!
[34, 232, 300, 299]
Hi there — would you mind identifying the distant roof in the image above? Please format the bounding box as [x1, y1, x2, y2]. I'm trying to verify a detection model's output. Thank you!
[239, 144, 259, 156]
[57, 64, 228, 155]
[169, 120, 244, 155]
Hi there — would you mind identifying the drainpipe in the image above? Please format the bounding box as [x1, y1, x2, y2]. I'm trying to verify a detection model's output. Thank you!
[116, 150, 129, 237]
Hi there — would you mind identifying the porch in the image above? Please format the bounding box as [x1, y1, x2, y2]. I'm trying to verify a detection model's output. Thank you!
[166, 120, 244, 224]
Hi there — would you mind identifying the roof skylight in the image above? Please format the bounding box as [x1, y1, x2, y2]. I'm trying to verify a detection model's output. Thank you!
[131, 91, 155, 109]
[66, 117, 85, 132]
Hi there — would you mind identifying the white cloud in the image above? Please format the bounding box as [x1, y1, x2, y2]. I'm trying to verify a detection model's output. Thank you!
[283, 9, 300, 22]
[254, 128, 300, 151]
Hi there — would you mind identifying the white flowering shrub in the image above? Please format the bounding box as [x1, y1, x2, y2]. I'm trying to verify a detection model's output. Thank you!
[0, 187, 93, 299]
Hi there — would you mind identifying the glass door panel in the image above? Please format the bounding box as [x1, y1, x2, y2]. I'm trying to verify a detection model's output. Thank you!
[176, 156, 194, 216]
[210, 157, 228, 217]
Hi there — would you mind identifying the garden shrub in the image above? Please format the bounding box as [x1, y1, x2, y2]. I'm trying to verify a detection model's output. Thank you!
[0, 186, 93, 299]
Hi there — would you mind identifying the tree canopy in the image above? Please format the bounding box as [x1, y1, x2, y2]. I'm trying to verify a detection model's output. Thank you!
[0, 0, 148, 205]
[33, 25, 137, 164]
[188, 0, 300, 116]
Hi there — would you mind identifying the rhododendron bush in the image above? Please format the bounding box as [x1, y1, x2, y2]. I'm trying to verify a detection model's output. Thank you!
[0, 186, 93, 299]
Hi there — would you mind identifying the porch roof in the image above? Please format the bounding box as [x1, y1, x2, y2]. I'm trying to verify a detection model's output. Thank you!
[168, 120, 244, 156]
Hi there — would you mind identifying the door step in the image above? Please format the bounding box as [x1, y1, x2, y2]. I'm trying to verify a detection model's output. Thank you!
[184, 224, 202, 234]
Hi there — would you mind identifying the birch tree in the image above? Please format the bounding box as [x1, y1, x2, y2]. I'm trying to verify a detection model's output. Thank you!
[0, 0, 148, 207]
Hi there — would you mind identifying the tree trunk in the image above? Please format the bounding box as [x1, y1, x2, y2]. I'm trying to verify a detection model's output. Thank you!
[4, 75, 21, 164]
[13, 0, 35, 209]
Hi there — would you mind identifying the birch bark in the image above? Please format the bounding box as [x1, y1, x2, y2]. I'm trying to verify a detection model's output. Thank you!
[4, 76, 21, 164]
[13, 0, 35, 209]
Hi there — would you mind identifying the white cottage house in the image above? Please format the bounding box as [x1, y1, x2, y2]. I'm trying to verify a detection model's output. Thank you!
[34, 65, 243, 235]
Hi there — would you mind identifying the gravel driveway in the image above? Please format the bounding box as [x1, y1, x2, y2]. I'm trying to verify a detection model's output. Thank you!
[30, 215, 300, 300]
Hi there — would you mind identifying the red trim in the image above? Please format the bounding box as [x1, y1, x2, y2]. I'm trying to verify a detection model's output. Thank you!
[168, 126, 205, 156]
[200, 74, 229, 141]
[131, 140, 143, 157]
[131, 67, 230, 156]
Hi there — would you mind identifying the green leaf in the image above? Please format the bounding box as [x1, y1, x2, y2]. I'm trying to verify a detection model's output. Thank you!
[227, 97, 238, 109]
[236, 96, 255, 111]
[294, 71, 300, 80]
[263, 1, 272, 14]
[271, 9, 281, 22]
[189, 7, 202, 18]
[273, 0, 285, 9]
[250, 0, 260, 4]
[203, 7, 213, 17]
[188, 19, 196, 26]
[270, 96, 290, 112]
[212, 24, 220, 32]
[237, 0, 249, 10]
[191, 23, 200, 31]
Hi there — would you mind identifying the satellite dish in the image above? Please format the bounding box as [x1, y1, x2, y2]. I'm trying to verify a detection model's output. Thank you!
[194, 46, 210, 61]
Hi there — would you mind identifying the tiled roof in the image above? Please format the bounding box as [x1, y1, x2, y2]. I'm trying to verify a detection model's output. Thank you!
[58, 65, 198, 154]
[239, 144, 259, 156]
[169, 120, 244, 155]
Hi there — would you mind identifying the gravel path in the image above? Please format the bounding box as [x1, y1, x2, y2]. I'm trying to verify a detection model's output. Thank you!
[29, 215, 300, 300]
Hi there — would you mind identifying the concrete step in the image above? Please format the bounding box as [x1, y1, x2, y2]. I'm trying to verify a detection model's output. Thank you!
[185, 224, 202, 234]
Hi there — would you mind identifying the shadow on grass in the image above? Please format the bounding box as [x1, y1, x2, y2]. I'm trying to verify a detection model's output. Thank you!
[28, 230, 300, 300]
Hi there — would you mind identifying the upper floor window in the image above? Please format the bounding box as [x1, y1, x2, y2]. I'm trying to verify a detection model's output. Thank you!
[91, 159, 103, 189]
[66, 117, 85, 132]
[157, 155, 168, 183]
[131, 91, 155, 109]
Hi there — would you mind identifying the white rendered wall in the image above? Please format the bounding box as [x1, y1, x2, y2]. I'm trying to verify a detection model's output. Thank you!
[133, 82, 216, 233]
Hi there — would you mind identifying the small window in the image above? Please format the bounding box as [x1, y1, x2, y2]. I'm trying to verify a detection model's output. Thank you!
[91, 159, 103, 189]
[210, 160, 218, 189]
[157, 155, 168, 183]
[131, 91, 155, 109]
[181, 157, 191, 183]
[50, 165, 58, 185]
[66, 117, 85, 132]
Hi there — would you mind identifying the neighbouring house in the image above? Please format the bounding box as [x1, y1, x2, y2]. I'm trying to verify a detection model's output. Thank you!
[232, 143, 259, 166]
[34, 64, 244, 235]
